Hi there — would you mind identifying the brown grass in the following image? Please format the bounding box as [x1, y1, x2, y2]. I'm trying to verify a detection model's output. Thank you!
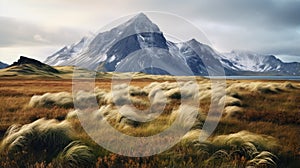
[0, 78, 299, 167]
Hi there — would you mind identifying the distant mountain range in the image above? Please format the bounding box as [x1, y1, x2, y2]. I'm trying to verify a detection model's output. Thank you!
[0, 61, 8, 69]
[220, 51, 300, 76]
[45, 13, 300, 76]
[0, 56, 176, 79]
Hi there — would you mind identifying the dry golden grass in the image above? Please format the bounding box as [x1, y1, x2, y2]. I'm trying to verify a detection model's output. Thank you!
[0, 77, 299, 167]
[0, 78, 160, 135]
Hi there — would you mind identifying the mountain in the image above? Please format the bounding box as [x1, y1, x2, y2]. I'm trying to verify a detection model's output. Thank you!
[0, 56, 62, 78]
[175, 39, 237, 76]
[9, 56, 60, 73]
[220, 51, 300, 75]
[44, 13, 229, 76]
[0, 56, 110, 79]
[44, 37, 88, 66]
[45, 13, 198, 76]
[45, 13, 300, 76]
[0, 61, 8, 69]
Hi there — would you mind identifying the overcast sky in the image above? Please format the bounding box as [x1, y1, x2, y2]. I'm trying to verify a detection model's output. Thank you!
[1, 0, 300, 64]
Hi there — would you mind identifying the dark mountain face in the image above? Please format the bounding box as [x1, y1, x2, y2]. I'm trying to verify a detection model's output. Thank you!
[177, 39, 234, 76]
[44, 13, 224, 76]
[10, 56, 60, 74]
[45, 13, 300, 76]
[140, 67, 171, 75]
[11, 56, 44, 67]
[104, 32, 168, 71]
[0, 61, 8, 69]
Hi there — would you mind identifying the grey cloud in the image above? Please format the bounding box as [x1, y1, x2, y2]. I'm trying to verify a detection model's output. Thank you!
[270, 1, 300, 27]
[202, 21, 300, 56]
[0, 17, 84, 47]
[132, 0, 300, 58]
[2, 0, 300, 61]
[157, 0, 300, 29]
[136, 0, 300, 31]
[173, 0, 300, 57]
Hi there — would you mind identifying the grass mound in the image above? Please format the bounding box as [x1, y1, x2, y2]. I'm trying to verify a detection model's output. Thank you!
[0, 118, 95, 167]
[28, 92, 73, 108]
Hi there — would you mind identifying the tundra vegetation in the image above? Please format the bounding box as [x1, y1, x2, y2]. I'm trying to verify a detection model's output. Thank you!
[0, 78, 299, 167]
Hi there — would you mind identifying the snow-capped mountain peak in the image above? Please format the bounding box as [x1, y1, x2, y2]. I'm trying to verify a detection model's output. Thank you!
[45, 13, 300, 76]
[45, 13, 168, 71]
[221, 50, 283, 72]
[125, 13, 160, 33]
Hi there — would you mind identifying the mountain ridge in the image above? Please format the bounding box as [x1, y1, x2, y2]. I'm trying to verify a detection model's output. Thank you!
[44, 13, 300, 76]
[0, 56, 63, 78]
[9, 56, 60, 74]
[0, 61, 8, 69]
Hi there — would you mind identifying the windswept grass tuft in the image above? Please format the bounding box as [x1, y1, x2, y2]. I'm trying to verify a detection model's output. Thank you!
[54, 141, 96, 168]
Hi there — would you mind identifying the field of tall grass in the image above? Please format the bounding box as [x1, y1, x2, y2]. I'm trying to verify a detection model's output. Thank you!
[0, 78, 299, 167]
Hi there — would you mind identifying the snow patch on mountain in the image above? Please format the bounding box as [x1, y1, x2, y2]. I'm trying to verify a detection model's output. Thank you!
[222, 50, 283, 72]
[44, 37, 88, 66]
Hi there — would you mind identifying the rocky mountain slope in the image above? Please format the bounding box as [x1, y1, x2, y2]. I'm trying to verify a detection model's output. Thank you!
[45, 13, 300, 76]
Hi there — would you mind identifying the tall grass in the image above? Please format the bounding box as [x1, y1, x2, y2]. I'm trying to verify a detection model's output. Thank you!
[0, 78, 299, 167]
[54, 141, 96, 168]
[0, 119, 73, 164]
[0, 118, 96, 167]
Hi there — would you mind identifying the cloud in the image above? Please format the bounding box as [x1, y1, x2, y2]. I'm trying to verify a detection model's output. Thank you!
[151, 0, 300, 29]
[0, 45, 60, 64]
[0, 16, 84, 47]
[1, 0, 300, 62]
[200, 20, 300, 55]
[276, 55, 300, 63]
[134, 0, 300, 59]
[33, 34, 49, 43]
